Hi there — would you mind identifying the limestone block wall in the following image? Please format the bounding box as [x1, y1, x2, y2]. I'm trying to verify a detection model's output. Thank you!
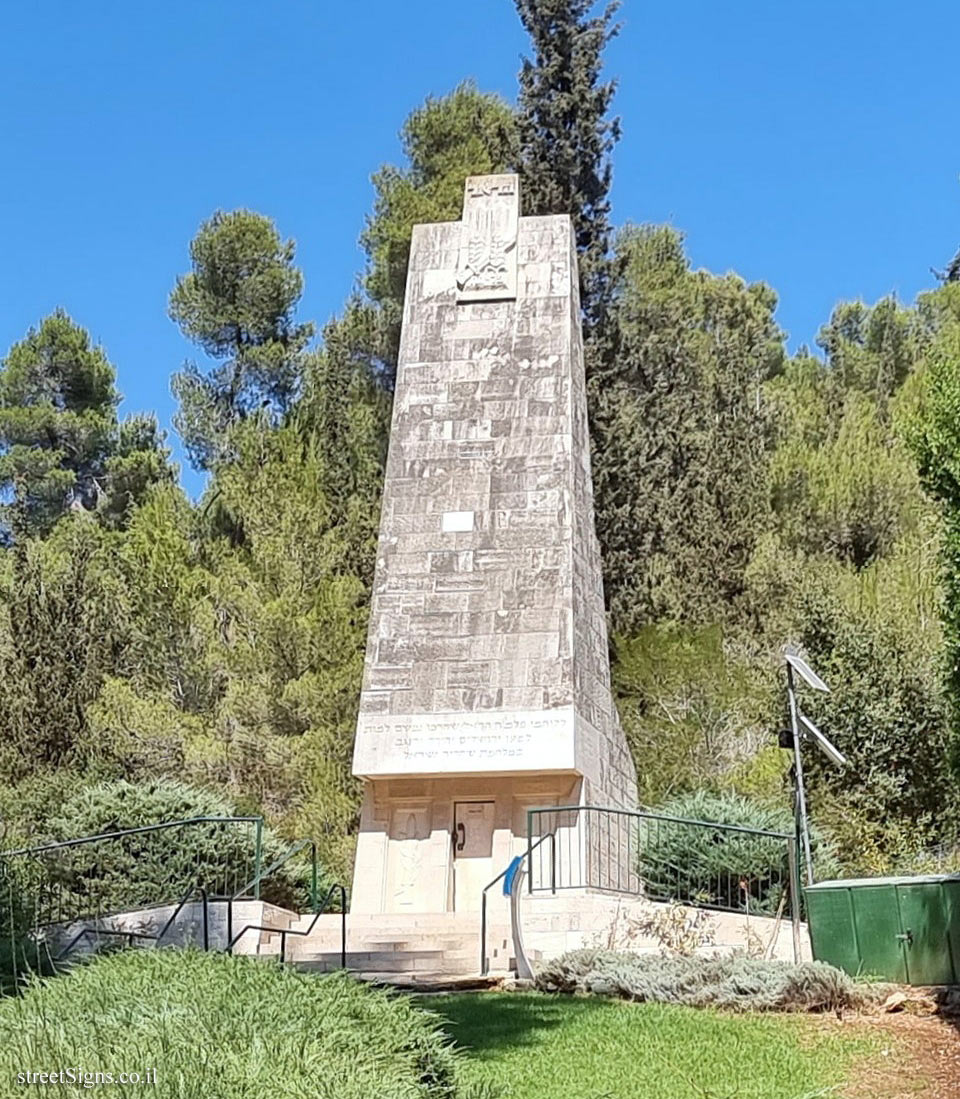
[44, 900, 285, 958]
[503, 892, 812, 967]
[351, 177, 637, 812]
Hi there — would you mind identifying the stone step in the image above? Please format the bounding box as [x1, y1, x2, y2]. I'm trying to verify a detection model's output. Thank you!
[295, 949, 453, 973]
[289, 918, 488, 933]
[281, 927, 506, 944]
[243, 909, 517, 974]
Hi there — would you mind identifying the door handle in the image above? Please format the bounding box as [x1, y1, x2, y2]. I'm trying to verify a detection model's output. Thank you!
[895, 929, 913, 945]
[455, 823, 466, 852]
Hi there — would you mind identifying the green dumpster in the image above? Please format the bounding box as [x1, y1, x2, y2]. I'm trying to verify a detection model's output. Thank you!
[805, 875, 960, 985]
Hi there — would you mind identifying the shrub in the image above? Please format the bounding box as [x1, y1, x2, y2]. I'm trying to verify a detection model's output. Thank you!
[0, 861, 55, 996]
[0, 951, 473, 1098]
[535, 950, 862, 1014]
[34, 780, 302, 917]
[639, 790, 839, 915]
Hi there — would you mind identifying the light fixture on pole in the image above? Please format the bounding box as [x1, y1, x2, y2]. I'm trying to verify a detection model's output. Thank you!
[784, 651, 845, 887]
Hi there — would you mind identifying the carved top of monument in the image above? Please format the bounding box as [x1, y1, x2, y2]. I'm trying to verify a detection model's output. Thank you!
[456, 174, 520, 302]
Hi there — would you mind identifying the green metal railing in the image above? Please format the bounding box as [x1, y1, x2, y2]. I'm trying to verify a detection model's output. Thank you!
[1, 817, 349, 974]
[527, 805, 802, 921]
[0, 816, 264, 931]
[227, 883, 348, 967]
[234, 838, 324, 913]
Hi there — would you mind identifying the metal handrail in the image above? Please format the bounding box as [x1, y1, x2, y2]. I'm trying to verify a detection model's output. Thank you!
[233, 839, 319, 912]
[524, 802, 804, 960]
[1, 817, 264, 858]
[54, 927, 159, 960]
[528, 805, 793, 842]
[156, 885, 210, 949]
[2, 815, 266, 924]
[480, 833, 555, 976]
[227, 883, 347, 968]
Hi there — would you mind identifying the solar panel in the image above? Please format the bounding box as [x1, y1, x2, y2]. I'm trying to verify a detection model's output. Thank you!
[785, 653, 830, 693]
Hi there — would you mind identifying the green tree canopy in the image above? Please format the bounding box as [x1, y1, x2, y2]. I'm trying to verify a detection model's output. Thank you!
[516, 0, 620, 335]
[1, 519, 128, 770]
[591, 225, 783, 632]
[360, 81, 517, 380]
[1, 310, 117, 538]
[766, 351, 926, 568]
[0, 311, 175, 540]
[170, 210, 314, 469]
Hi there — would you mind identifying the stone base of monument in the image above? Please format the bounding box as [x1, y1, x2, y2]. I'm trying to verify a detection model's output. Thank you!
[241, 891, 810, 979]
[510, 891, 811, 965]
[51, 891, 810, 981]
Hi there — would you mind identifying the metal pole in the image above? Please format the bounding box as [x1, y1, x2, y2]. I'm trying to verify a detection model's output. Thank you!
[201, 888, 209, 952]
[550, 833, 556, 895]
[310, 843, 318, 913]
[787, 838, 802, 965]
[787, 664, 815, 887]
[253, 819, 263, 901]
[526, 810, 533, 895]
[480, 892, 488, 976]
[340, 887, 347, 971]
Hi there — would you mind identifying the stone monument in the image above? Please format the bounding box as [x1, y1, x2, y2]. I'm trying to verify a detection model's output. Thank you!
[351, 174, 637, 915]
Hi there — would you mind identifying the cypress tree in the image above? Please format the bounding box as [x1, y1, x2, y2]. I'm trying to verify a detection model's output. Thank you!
[515, 0, 621, 336]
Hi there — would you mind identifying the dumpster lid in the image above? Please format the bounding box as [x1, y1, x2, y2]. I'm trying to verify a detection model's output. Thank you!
[806, 873, 960, 890]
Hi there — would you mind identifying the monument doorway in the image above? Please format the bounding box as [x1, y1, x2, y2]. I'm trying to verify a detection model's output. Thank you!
[452, 801, 495, 912]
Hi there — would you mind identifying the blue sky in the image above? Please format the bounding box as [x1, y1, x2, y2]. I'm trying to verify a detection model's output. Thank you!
[2, 1, 958, 497]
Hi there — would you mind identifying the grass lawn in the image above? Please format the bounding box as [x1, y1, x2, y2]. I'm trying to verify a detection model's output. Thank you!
[426, 991, 887, 1099]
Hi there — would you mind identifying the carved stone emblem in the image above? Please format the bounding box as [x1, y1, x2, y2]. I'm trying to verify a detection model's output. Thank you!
[456, 174, 519, 302]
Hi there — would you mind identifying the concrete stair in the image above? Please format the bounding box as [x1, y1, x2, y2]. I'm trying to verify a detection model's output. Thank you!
[243, 910, 520, 980]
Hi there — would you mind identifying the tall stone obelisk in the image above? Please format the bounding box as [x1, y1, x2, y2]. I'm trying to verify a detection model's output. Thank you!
[351, 175, 637, 915]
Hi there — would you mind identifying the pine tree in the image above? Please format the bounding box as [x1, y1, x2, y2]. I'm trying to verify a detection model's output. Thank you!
[296, 306, 390, 585]
[0, 310, 170, 540]
[3, 519, 129, 767]
[170, 210, 314, 470]
[360, 81, 517, 384]
[907, 320, 960, 775]
[516, 0, 620, 335]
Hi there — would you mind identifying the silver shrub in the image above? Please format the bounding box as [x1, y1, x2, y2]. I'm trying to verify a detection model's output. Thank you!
[535, 949, 862, 1013]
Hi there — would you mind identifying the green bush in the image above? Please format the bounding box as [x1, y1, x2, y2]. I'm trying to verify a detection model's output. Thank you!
[0, 862, 55, 996]
[536, 950, 862, 1013]
[34, 779, 302, 916]
[0, 951, 473, 1098]
[639, 790, 839, 915]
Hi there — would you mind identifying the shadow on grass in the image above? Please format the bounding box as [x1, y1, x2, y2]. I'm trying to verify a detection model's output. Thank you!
[422, 991, 621, 1059]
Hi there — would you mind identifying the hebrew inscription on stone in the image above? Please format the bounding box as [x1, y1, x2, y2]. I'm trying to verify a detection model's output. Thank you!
[456, 174, 519, 302]
[354, 709, 575, 775]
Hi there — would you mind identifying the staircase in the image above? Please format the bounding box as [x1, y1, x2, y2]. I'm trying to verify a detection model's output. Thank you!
[243, 910, 519, 983]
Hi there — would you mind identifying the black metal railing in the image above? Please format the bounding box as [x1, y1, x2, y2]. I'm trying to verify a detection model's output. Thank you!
[0, 817, 264, 933]
[227, 883, 347, 967]
[54, 885, 211, 962]
[51, 881, 349, 971]
[1, 817, 348, 974]
[527, 805, 801, 919]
